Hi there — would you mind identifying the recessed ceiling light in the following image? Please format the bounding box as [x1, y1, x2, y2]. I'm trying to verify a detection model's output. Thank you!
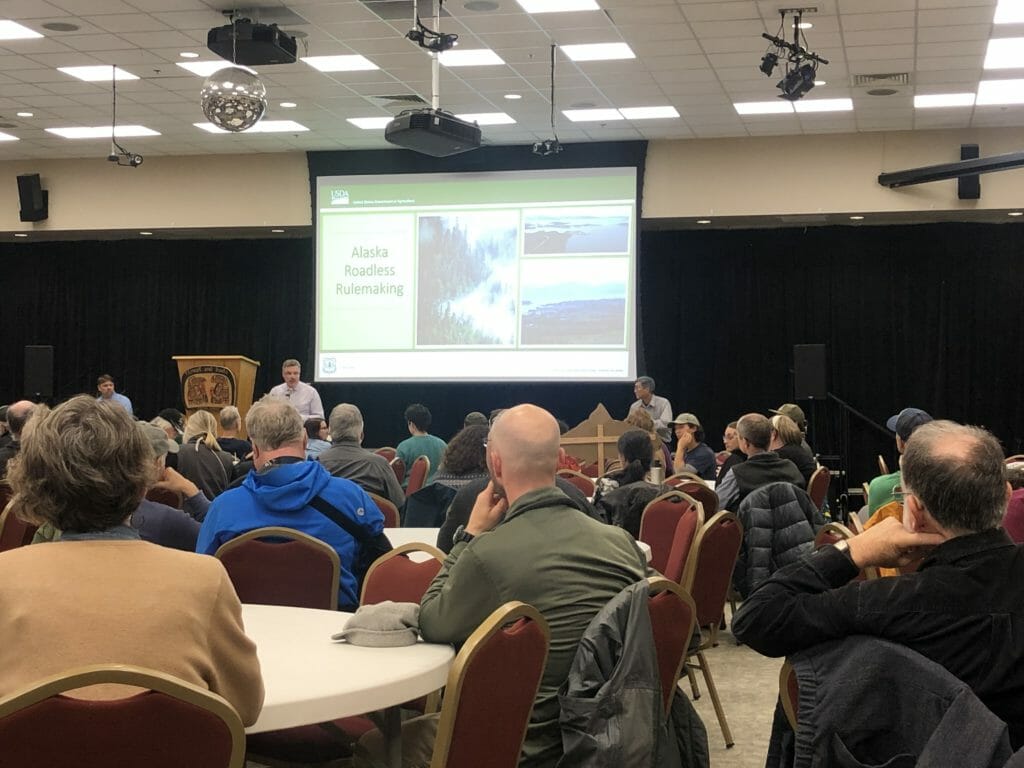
[16, 111, 32, 117]
[139, 231, 153, 235]
[46, 125, 158, 138]
[976, 78, 1024, 105]
[193, 120, 309, 133]
[849, 215, 865, 220]
[797, 22, 813, 29]
[14, 233, 27, 237]
[560, 43, 635, 62]
[516, 0, 600, 11]
[59, 65, 138, 82]
[504, 93, 522, 100]
[914, 93, 976, 108]
[794, 98, 854, 113]
[814, 80, 826, 86]
[279, 102, 297, 108]
[619, 106, 679, 119]
[562, 108, 624, 122]
[271, 228, 285, 233]
[347, 116, 392, 129]
[996, 0, 1024, 23]
[734, 101, 794, 115]
[438, 48, 504, 67]
[984, 37, 1024, 69]
[1009, 211, 1024, 216]
[456, 112, 515, 125]
[179, 51, 200, 59]
[301, 55, 378, 72]
[0, 21, 43, 40]
[696, 219, 711, 224]
[176, 60, 252, 77]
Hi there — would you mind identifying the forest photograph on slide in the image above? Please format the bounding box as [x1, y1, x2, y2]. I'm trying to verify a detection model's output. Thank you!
[416, 212, 518, 346]
[520, 257, 628, 345]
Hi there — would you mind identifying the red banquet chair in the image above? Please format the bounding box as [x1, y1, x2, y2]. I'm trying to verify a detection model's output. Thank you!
[390, 456, 406, 485]
[374, 446, 397, 462]
[556, 469, 596, 497]
[367, 492, 401, 528]
[676, 480, 718, 518]
[647, 577, 697, 715]
[814, 522, 879, 581]
[361, 543, 445, 606]
[661, 499, 705, 584]
[639, 490, 699, 576]
[406, 455, 430, 495]
[0, 502, 38, 552]
[807, 466, 831, 510]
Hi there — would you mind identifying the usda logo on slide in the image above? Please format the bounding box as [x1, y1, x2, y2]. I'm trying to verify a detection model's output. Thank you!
[330, 189, 350, 206]
[321, 357, 337, 374]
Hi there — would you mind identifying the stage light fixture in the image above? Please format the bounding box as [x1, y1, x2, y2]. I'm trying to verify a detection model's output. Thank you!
[760, 51, 778, 76]
[777, 62, 817, 101]
[758, 8, 828, 102]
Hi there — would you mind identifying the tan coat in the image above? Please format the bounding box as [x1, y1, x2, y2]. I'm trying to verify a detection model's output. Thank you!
[0, 539, 264, 725]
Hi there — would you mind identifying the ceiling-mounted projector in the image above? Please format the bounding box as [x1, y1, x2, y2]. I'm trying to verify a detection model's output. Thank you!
[385, 109, 482, 157]
[207, 19, 297, 66]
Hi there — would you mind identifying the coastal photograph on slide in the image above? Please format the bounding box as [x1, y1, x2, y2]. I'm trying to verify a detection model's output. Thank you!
[520, 257, 628, 345]
[416, 211, 518, 346]
[523, 206, 631, 255]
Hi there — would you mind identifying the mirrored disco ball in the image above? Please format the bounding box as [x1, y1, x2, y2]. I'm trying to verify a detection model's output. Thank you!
[200, 66, 267, 132]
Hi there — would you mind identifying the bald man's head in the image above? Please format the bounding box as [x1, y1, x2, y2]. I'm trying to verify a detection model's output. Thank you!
[488, 404, 560, 496]
[7, 400, 36, 440]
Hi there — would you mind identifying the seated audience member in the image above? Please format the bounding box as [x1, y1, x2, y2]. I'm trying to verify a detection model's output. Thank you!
[867, 407, 933, 514]
[357, 405, 647, 768]
[0, 400, 36, 480]
[396, 403, 447, 486]
[1002, 466, 1024, 543]
[625, 408, 672, 472]
[95, 373, 132, 416]
[594, 429, 669, 538]
[158, 408, 185, 443]
[217, 406, 252, 461]
[3, 396, 263, 724]
[718, 420, 745, 479]
[177, 410, 234, 500]
[431, 424, 489, 491]
[770, 403, 813, 456]
[716, 413, 804, 512]
[0, 405, 10, 451]
[197, 397, 388, 611]
[733, 420, 1024, 748]
[304, 417, 331, 460]
[150, 416, 177, 441]
[670, 413, 717, 481]
[770, 414, 818, 485]
[318, 403, 405, 508]
[463, 410, 488, 427]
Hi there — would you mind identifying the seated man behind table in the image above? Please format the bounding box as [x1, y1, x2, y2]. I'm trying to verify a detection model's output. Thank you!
[197, 396, 387, 611]
[1, 396, 263, 724]
[733, 420, 1024, 748]
[317, 403, 405, 508]
[716, 412, 804, 512]
[385, 405, 647, 767]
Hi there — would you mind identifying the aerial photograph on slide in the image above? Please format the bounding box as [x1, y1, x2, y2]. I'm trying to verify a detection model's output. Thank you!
[417, 211, 518, 345]
[520, 257, 628, 345]
[523, 206, 631, 255]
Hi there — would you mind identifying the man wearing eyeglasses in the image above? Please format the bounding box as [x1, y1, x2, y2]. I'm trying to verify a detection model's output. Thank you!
[734, 420, 1024, 748]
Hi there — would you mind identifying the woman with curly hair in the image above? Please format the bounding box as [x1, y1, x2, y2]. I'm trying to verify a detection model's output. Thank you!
[432, 424, 489, 491]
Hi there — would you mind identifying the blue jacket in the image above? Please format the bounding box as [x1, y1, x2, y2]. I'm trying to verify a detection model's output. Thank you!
[197, 460, 384, 608]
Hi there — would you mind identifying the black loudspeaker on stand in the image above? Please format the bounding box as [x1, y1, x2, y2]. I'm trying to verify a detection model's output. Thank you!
[24, 345, 53, 399]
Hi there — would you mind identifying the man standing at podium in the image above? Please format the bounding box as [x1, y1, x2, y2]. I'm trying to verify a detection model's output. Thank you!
[269, 359, 323, 420]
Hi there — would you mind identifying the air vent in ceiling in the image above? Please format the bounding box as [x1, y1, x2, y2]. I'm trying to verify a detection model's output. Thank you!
[852, 72, 911, 88]
[358, 1, 449, 21]
[371, 94, 428, 104]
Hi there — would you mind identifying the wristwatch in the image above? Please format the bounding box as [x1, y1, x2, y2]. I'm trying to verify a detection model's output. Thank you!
[452, 525, 475, 546]
[833, 539, 854, 562]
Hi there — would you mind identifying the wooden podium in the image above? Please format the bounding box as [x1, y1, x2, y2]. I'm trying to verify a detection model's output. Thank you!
[171, 355, 260, 439]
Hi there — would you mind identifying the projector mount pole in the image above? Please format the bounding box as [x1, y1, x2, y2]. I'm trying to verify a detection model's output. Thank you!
[431, 0, 440, 110]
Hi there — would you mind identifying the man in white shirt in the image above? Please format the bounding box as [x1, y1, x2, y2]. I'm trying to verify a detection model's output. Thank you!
[627, 376, 673, 442]
[268, 359, 324, 419]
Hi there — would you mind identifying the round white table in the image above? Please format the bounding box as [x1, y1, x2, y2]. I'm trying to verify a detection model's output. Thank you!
[242, 603, 454, 764]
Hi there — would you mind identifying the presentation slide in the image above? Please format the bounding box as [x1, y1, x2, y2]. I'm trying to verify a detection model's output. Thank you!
[314, 167, 638, 382]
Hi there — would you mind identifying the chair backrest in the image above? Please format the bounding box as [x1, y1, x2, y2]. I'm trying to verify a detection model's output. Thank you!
[665, 471, 704, 488]
[779, 660, 798, 730]
[681, 511, 744, 629]
[361, 543, 445, 605]
[846, 511, 866, 535]
[0, 664, 245, 768]
[580, 463, 600, 478]
[0, 504, 38, 552]
[367, 492, 400, 528]
[145, 487, 183, 509]
[1006, 454, 1024, 465]
[374, 446, 397, 461]
[877, 454, 890, 475]
[813, 522, 878, 581]
[406, 455, 430, 495]
[556, 469, 596, 497]
[390, 456, 406, 484]
[661, 497, 705, 583]
[430, 602, 550, 768]
[214, 527, 340, 609]
[807, 466, 831, 509]
[676, 480, 718, 517]
[647, 577, 697, 716]
[639, 490, 694, 575]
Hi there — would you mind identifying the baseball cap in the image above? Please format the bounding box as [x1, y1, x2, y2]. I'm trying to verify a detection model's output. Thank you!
[769, 403, 806, 428]
[136, 421, 179, 457]
[669, 413, 701, 428]
[886, 407, 933, 442]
